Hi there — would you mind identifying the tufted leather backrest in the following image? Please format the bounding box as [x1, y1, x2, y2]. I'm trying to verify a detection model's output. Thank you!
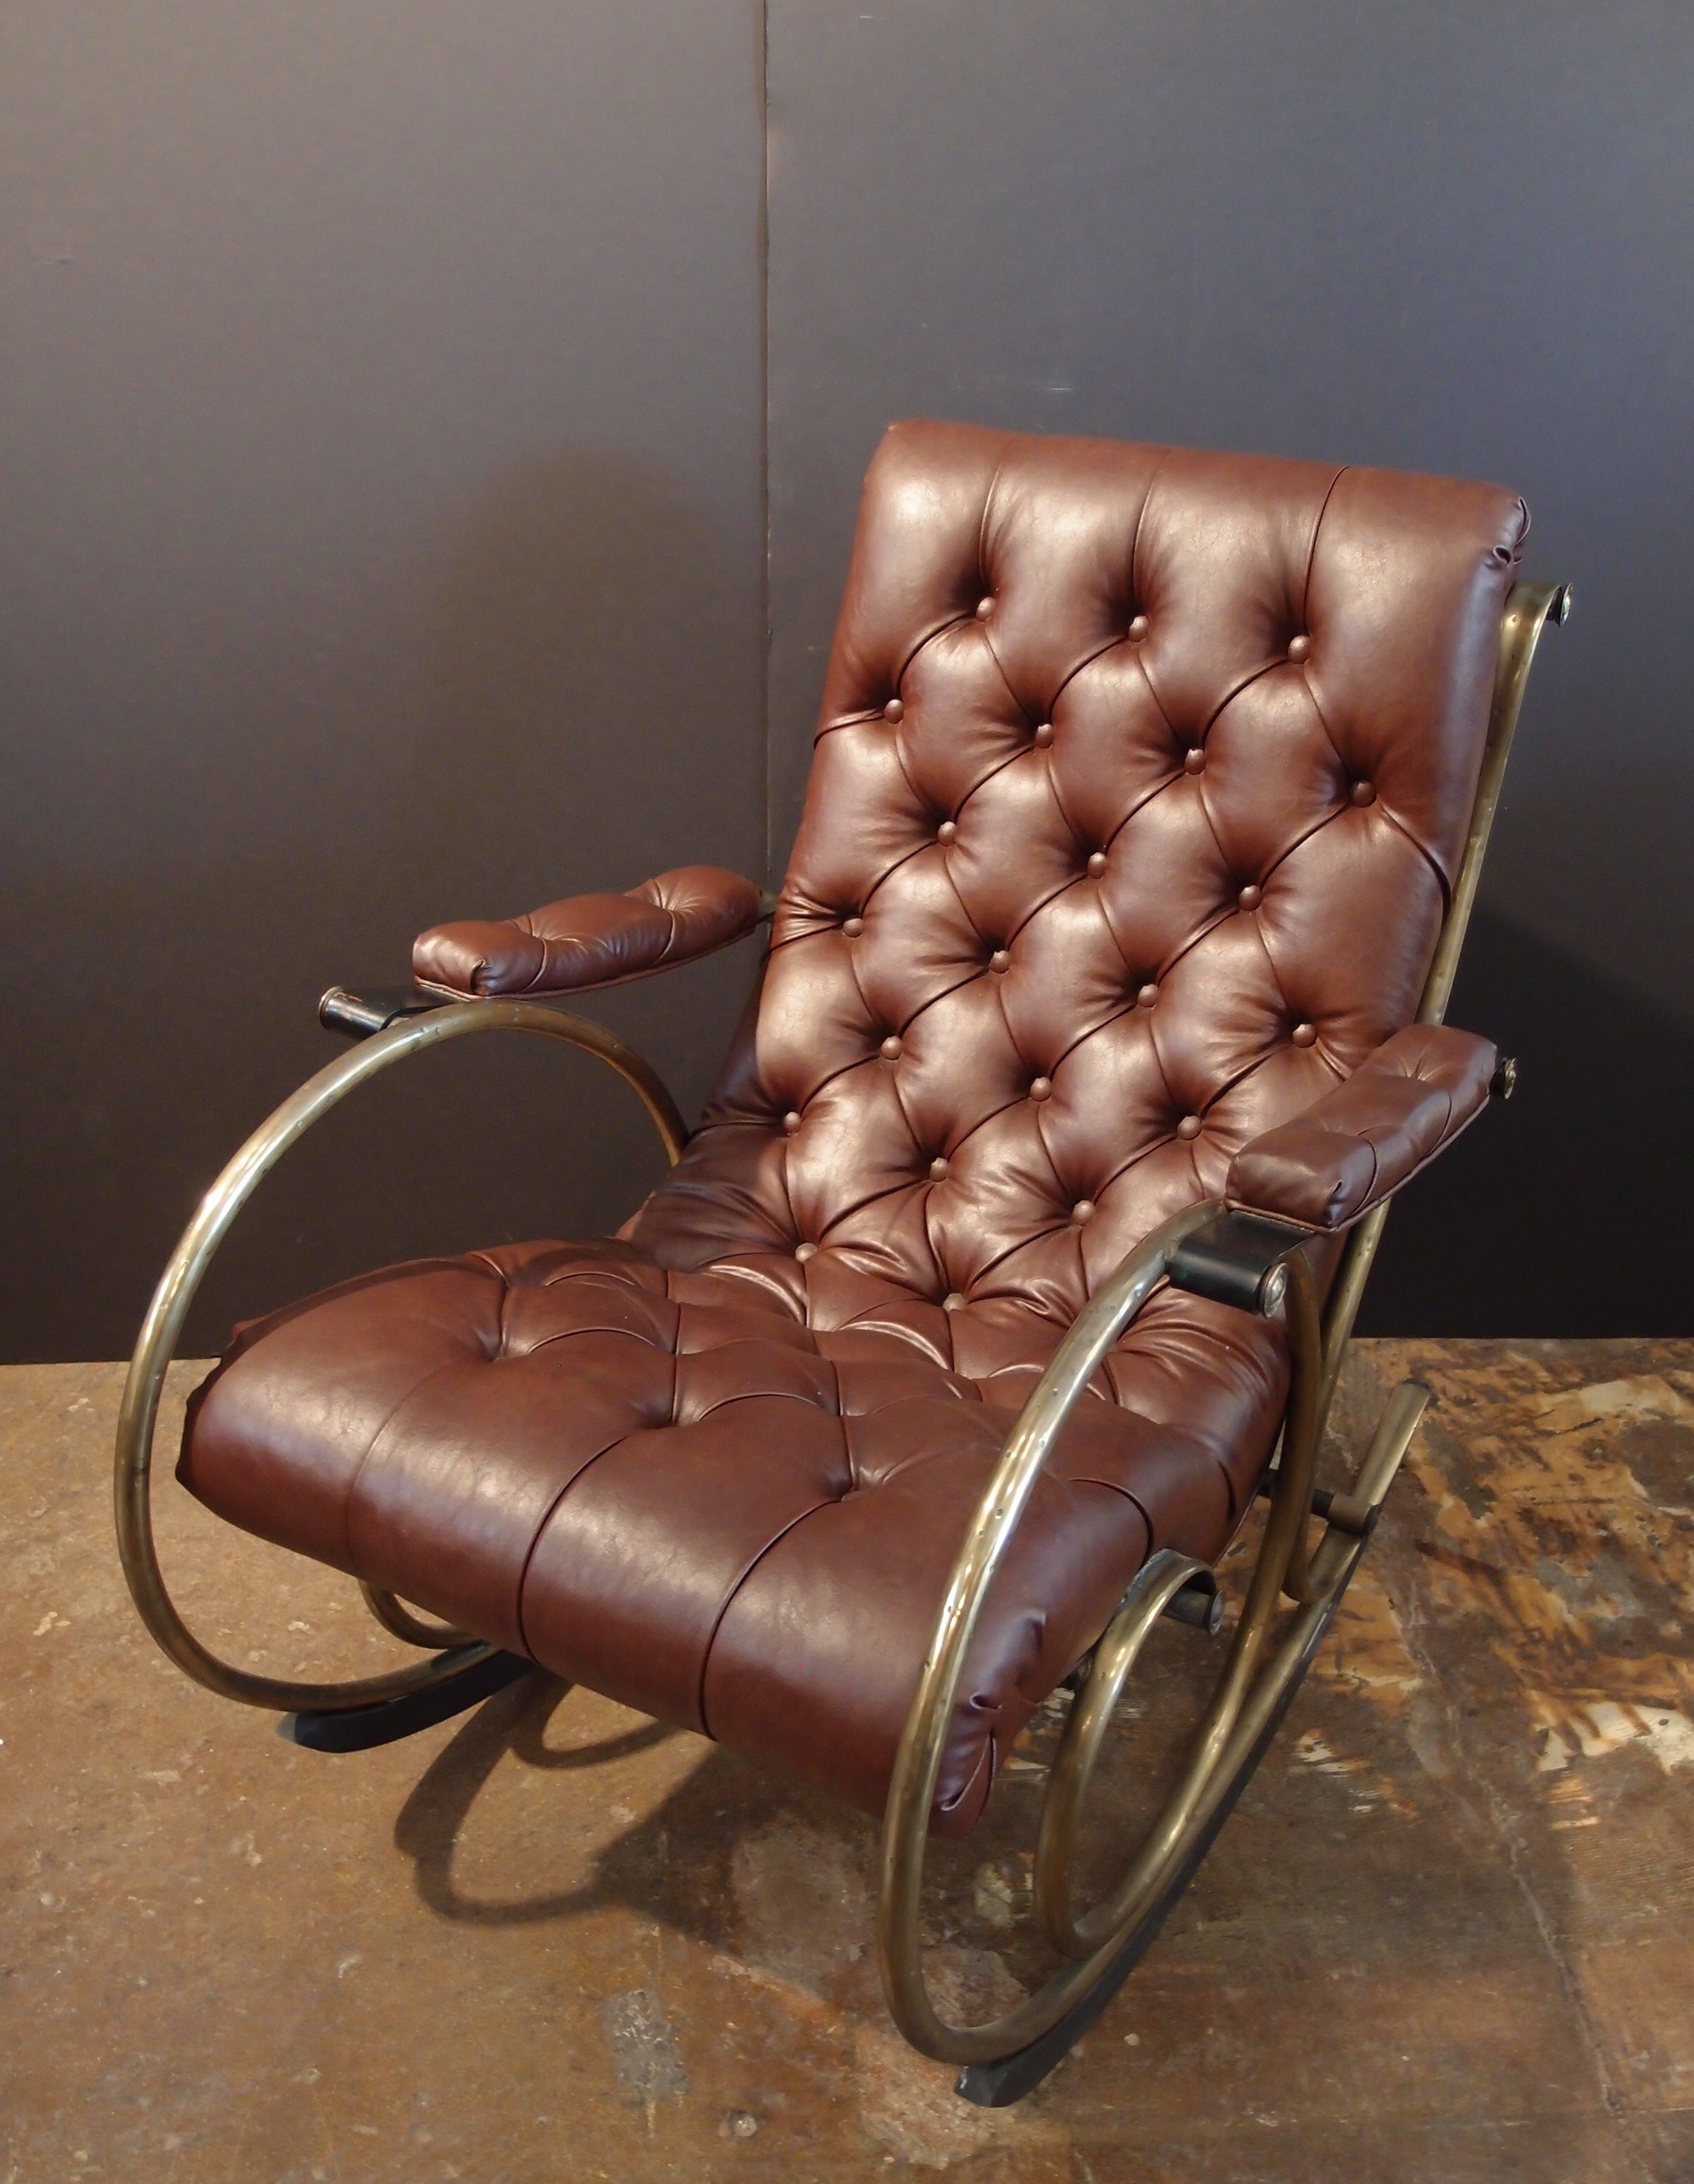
[632, 421, 1524, 1345]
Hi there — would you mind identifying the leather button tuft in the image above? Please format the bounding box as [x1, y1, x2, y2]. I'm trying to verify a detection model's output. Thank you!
[842, 915, 864, 937]
[883, 697, 904, 723]
[795, 1242, 818, 1263]
[937, 819, 958, 845]
[1086, 850, 1108, 878]
[1071, 1200, 1096, 1225]
[1032, 722, 1055, 748]
[1136, 982, 1159, 1009]
[880, 1035, 904, 1061]
[1176, 1114, 1203, 1140]
[976, 596, 994, 620]
[1029, 1076, 1053, 1102]
[1184, 747, 1207, 776]
[782, 1109, 802, 1134]
[1238, 884, 1263, 912]
[1291, 1021, 1317, 1047]
[1351, 780, 1377, 807]
[942, 1291, 966, 1311]
[988, 949, 1011, 973]
[1128, 613, 1150, 641]
[929, 1156, 950, 1182]
[1287, 634, 1312, 662]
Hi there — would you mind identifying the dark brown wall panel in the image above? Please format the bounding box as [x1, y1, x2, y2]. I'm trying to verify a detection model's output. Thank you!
[6, 3, 1690, 1355]
[765, 0, 1694, 1333]
[0, 3, 767, 1360]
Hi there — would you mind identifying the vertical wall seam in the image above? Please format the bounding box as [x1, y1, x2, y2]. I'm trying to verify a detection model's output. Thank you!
[760, 0, 774, 887]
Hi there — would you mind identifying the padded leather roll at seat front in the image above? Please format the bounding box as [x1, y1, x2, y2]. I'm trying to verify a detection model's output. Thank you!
[178, 421, 1526, 1832]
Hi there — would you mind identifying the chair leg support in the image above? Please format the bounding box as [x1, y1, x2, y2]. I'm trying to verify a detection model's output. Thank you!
[900, 1380, 1433, 2096]
[280, 1649, 535, 1752]
[956, 1548, 1351, 2107]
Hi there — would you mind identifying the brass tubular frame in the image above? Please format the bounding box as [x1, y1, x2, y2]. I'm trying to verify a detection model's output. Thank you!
[113, 999, 686, 1715]
[878, 1211, 1329, 2060]
[878, 1202, 1218, 2063]
[876, 578, 1569, 2069]
[1313, 577, 1570, 1417]
[359, 1582, 477, 1652]
[1031, 1548, 1210, 1958]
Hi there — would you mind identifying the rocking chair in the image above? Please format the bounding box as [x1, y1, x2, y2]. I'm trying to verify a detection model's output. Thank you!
[116, 421, 1567, 2104]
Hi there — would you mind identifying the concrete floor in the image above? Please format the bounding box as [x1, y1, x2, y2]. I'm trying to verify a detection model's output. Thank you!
[1, 1338, 1691, 2183]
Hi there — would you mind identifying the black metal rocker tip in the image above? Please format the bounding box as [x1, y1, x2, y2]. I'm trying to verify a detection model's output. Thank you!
[280, 1648, 535, 1753]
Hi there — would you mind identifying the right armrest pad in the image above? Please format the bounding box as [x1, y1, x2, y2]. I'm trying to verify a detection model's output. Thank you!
[1225, 1023, 1498, 1232]
[412, 865, 762, 998]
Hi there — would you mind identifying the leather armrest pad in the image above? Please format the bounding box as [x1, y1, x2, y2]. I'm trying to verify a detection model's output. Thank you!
[1225, 1024, 1498, 1232]
[412, 865, 762, 998]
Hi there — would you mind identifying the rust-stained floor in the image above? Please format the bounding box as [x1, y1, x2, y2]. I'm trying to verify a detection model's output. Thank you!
[2, 1339, 1691, 2183]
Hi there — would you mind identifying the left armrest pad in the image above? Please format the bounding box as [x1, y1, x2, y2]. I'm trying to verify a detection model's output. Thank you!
[1225, 1024, 1498, 1232]
[412, 865, 762, 998]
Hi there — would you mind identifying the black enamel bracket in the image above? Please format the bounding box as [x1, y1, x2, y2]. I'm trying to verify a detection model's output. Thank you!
[317, 984, 445, 1040]
[1165, 1209, 1315, 1315]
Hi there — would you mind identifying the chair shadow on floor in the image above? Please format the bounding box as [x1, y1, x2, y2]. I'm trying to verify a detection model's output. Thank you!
[391, 1670, 844, 1939]
[381, 1463, 1608, 2092]
[387, 1664, 985, 2006]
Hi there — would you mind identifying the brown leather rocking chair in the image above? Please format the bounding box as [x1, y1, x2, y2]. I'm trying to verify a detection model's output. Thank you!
[116, 421, 1568, 2105]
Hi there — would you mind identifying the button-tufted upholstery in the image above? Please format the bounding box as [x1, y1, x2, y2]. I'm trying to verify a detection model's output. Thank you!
[180, 421, 1526, 1833]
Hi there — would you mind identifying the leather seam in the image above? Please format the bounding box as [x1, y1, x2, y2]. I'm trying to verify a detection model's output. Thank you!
[1254, 796, 1347, 894]
[695, 1491, 853, 1742]
[341, 1353, 484, 1575]
[1152, 901, 1235, 987]
[1229, 1068, 1490, 1229]
[1300, 466, 1349, 625]
[1127, 447, 1174, 608]
[412, 915, 757, 1004]
[1043, 627, 1131, 722]
[891, 957, 998, 1041]
[678, 1384, 838, 1430]
[890, 609, 973, 701]
[1196, 652, 1284, 745]
[973, 442, 1014, 597]
[512, 1420, 660, 1666]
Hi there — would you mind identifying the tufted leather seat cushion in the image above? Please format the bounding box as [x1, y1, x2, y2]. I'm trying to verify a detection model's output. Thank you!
[178, 421, 1526, 1830]
[182, 1238, 1282, 1831]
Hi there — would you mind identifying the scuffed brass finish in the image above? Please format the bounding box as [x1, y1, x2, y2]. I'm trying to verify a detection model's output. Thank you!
[1315, 577, 1568, 1422]
[878, 1202, 1217, 2062]
[113, 1000, 686, 1716]
[878, 1212, 1331, 2062]
[359, 1583, 477, 1652]
[877, 582, 1567, 2072]
[1420, 578, 1570, 1032]
[1033, 1548, 1210, 1958]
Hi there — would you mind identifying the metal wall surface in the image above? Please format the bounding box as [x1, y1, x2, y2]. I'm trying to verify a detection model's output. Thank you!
[1, 3, 767, 1359]
[765, 0, 1694, 1334]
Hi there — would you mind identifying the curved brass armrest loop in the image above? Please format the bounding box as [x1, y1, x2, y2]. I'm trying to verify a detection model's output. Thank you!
[1033, 1548, 1212, 1956]
[878, 1203, 1337, 2063]
[359, 1582, 477, 1652]
[878, 1201, 1222, 2064]
[114, 999, 686, 1717]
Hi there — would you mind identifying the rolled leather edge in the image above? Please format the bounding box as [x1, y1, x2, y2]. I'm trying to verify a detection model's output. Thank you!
[1224, 1023, 1498, 1232]
[412, 864, 762, 998]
